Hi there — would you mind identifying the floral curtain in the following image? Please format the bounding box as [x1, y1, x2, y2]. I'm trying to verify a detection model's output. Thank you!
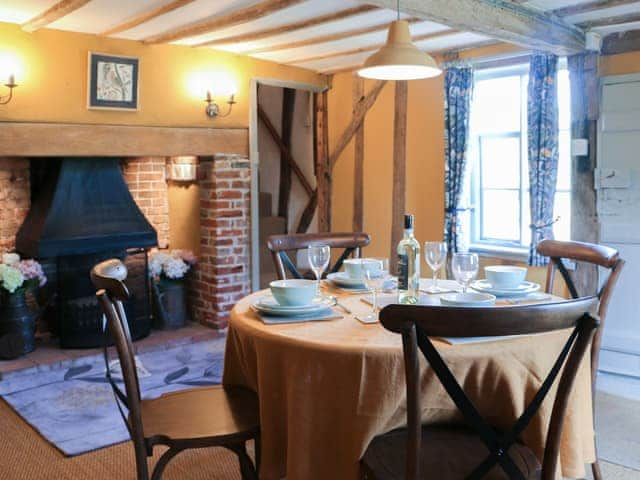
[527, 53, 559, 266]
[444, 65, 474, 254]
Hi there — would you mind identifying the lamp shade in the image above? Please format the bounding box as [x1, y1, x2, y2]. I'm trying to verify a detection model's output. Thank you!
[358, 20, 442, 80]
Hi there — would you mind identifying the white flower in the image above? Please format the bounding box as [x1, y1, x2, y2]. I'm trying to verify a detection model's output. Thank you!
[163, 257, 189, 279]
[0, 264, 25, 293]
[2, 253, 20, 266]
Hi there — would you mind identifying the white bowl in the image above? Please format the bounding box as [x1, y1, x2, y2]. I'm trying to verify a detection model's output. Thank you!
[484, 266, 527, 289]
[440, 292, 496, 307]
[269, 279, 317, 307]
[343, 258, 382, 279]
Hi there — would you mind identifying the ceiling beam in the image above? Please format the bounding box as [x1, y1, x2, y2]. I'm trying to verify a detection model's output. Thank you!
[578, 12, 640, 29]
[244, 17, 421, 55]
[143, 0, 305, 44]
[288, 29, 456, 65]
[361, 0, 585, 54]
[192, 5, 379, 48]
[22, 0, 91, 32]
[602, 29, 640, 55]
[101, 0, 196, 36]
[553, 0, 639, 18]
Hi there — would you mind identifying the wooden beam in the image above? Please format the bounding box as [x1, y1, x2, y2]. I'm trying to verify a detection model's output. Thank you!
[288, 29, 456, 65]
[553, 0, 638, 18]
[0, 123, 248, 157]
[578, 12, 640, 29]
[363, 0, 585, 54]
[390, 81, 408, 264]
[352, 75, 365, 232]
[101, 0, 196, 36]
[246, 18, 420, 55]
[315, 91, 331, 232]
[193, 5, 378, 48]
[329, 80, 387, 170]
[22, 0, 91, 32]
[296, 192, 317, 233]
[278, 88, 296, 224]
[257, 104, 314, 197]
[602, 29, 640, 55]
[143, 0, 305, 44]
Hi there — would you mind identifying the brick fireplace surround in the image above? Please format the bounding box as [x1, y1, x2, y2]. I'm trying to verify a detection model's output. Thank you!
[0, 152, 251, 331]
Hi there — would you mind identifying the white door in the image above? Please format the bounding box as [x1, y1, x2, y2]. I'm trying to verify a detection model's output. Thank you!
[597, 74, 640, 379]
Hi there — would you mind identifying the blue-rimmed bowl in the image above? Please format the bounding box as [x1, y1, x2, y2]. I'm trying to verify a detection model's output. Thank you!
[269, 279, 317, 307]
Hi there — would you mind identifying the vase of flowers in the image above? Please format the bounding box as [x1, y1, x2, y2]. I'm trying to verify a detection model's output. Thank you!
[149, 249, 196, 330]
[0, 253, 47, 356]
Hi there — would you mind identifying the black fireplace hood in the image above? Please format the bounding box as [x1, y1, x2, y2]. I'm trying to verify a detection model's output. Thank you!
[16, 158, 158, 257]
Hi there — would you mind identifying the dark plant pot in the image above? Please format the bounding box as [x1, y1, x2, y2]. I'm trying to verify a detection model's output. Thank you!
[152, 278, 188, 330]
[0, 290, 37, 356]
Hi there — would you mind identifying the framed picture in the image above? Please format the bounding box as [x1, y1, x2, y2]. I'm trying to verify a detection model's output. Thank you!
[87, 52, 139, 110]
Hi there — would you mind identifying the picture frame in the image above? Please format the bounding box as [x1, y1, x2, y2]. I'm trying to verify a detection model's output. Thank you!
[87, 52, 139, 111]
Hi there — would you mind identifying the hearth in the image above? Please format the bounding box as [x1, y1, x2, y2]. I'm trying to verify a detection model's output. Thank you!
[15, 157, 158, 348]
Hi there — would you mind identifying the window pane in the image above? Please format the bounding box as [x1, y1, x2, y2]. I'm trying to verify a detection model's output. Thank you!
[557, 130, 571, 191]
[553, 192, 571, 241]
[473, 76, 521, 134]
[481, 190, 520, 241]
[480, 136, 520, 189]
[558, 69, 571, 132]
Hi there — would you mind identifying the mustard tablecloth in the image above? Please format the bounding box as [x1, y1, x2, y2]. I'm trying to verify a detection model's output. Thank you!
[223, 290, 595, 480]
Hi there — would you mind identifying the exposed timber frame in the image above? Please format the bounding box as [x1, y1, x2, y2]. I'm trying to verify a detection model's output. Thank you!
[22, 0, 91, 32]
[390, 81, 408, 263]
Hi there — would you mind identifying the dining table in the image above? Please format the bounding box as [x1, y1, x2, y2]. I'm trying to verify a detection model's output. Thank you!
[222, 279, 595, 480]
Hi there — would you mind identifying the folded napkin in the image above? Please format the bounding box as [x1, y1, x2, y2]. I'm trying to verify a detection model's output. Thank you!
[256, 308, 343, 325]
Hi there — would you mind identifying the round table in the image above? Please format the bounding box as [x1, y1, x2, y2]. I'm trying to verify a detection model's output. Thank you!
[222, 289, 595, 480]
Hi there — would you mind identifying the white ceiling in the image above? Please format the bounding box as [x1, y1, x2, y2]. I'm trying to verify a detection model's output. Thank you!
[1, 0, 640, 74]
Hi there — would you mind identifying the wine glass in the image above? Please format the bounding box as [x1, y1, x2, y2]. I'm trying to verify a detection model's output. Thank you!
[307, 244, 331, 295]
[451, 252, 479, 293]
[424, 241, 447, 293]
[361, 259, 386, 322]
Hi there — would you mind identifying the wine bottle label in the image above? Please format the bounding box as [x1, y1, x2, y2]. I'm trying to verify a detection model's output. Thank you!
[398, 253, 408, 290]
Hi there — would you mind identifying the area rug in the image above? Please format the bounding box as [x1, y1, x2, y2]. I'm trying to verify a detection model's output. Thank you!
[0, 337, 226, 456]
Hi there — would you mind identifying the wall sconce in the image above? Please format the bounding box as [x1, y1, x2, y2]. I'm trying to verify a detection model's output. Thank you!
[0, 74, 17, 105]
[167, 156, 198, 182]
[205, 90, 236, 118]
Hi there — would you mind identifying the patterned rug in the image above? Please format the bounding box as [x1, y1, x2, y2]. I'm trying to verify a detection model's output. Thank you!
[0, 338, 226, 456]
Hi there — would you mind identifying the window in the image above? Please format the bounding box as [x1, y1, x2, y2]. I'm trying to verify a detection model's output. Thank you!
[467, 63, 571, 256]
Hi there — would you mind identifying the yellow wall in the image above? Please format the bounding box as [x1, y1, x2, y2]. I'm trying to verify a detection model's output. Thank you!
[600, 51, 640, 77]
[0, 22, 325, 128]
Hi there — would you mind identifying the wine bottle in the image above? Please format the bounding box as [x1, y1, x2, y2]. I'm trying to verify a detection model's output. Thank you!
[397, 214, 420, 304]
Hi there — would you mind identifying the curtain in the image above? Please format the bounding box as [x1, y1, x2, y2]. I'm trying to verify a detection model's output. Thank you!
[527, 53, 559, 266]
[444, 65, 473, 254]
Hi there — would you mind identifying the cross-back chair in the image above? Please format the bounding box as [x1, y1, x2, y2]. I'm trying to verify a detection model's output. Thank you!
[361, 297, 599, 480]
[91, 259, 260, 480]
[266, 232, 371, 280]
[536, 239, 624, 480]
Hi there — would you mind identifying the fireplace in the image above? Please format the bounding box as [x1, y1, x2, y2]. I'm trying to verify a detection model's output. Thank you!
[15, 157, 158, 348]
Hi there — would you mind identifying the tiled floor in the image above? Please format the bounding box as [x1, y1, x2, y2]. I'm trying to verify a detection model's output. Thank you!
[0, 322, 220, 380]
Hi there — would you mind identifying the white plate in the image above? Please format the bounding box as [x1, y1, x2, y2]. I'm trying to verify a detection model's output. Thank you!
[252, 296, 334, 316]
[440, 292, 497, 307]
[471, 280, 540, 297]
[326, 272, 366, 288]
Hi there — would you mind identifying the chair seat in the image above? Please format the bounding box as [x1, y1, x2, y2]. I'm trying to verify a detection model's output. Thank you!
[361, 425, 541, 480]
[139, 385, 259, 442]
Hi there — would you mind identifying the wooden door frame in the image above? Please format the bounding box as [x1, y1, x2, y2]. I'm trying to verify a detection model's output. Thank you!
[249, 77, 328, 291]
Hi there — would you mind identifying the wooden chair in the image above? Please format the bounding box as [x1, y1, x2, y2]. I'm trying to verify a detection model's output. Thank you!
[361, 297, 599, 480]
[266, 232, 371, 280]
[90, 259, 260, 480]
[536, 239, 625, 480]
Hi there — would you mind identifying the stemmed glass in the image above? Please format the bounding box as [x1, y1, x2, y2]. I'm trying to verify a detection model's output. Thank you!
[424, 241, 448, 293]
[361, 259, 387, 322]
[451, 252, 479, 293]
[307, 244, 331, 296]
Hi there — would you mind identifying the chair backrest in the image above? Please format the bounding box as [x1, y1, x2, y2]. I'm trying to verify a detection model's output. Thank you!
[536, 239, 624, 397]
[380, 297, 599, 480]
[266, 232, 371, 280]
[90, 259, 150, 480]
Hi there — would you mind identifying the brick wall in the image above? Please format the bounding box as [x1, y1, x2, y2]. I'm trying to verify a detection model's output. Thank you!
[189, 154, 251, 330]
[122, 157, 170, 248]
[0, 158, 30, 251]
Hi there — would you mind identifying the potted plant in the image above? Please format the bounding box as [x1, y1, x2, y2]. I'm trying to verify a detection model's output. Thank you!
[0, 253, 47, 356]
[149, 249, 196, 330]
